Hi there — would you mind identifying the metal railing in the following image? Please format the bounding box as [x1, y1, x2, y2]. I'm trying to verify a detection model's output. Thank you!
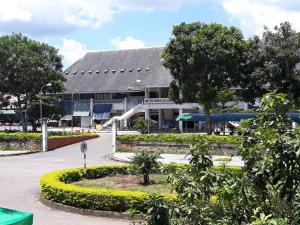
[143, 98, 175, 104]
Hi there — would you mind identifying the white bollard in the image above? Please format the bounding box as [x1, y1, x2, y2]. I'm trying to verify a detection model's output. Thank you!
[42, 119, 48, 152]
[112, 120, 117, 153]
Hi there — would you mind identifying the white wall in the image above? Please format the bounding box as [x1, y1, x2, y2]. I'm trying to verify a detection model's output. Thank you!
[81, 116, 91, 127]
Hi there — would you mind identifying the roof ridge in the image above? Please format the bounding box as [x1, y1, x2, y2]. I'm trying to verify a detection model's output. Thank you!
[86, 46, 164, 54]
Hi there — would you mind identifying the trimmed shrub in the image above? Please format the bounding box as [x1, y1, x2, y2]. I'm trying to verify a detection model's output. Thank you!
[0, 132, 42, 141]
[0, 131, 98, 142]
[117, 134, 239, 145]
[40, 165, 243, 213]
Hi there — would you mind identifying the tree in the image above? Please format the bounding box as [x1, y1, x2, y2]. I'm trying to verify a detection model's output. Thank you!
[133, 117, 157, 133]
[27, 96, 65, 132]
[216, 89, 237, 111]
[130, 150, 161, 185]
[0, 33, 65, 131]
[239, 22, 300, 103]
[162, 22, 247, 134]
[137, 93, 300, 224]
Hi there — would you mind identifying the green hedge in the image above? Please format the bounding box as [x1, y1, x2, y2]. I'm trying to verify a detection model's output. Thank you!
[117, 134, 239, 145]
[48, 133, 98, 139]
[40, 165, 243, 212]
[0, 132, 42, 141]
[0, 132, 98, 141]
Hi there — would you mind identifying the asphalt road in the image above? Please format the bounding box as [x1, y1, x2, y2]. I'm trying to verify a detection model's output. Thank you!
[0, 133, 129, 225]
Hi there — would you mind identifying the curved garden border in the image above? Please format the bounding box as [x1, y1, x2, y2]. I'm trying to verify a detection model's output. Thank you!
[40, 165, 243, 214]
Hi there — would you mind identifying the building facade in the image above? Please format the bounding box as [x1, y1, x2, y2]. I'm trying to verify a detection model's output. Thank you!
[58, 47, 250, 131]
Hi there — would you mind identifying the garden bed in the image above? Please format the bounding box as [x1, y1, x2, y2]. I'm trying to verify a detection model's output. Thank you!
[74, 174, 172, 194]
[0, 132, 99, 151]
[40, 165, 243, 213]
[117, 134, 239, 155]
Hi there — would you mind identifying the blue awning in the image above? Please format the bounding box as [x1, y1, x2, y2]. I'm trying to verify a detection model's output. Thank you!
[176, 112, 300, 122]
[92, 104, 112, 120]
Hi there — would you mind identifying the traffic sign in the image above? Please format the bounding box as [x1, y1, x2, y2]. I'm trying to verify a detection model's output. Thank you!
[80, 141, 88, 153]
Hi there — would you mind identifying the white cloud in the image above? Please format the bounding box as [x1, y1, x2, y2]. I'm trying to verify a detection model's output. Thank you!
[110, 36, 146, 50]
[0, 0, 202, 35]
[221, 0, 300, 35]
[59, 39, 89, 66]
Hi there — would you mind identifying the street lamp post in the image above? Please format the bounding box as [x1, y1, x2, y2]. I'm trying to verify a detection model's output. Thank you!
[71, 92, 74, 133]
[40, 83, 52, 132]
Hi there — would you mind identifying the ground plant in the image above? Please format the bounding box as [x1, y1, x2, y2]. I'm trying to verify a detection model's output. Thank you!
[130, 151, 162, 185]
[135, 93, 300, 225]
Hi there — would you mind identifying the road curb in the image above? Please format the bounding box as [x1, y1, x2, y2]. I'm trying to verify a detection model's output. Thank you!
[0, 150, 41, 157]
[108, 153, 131, 163]
[38, 195, 130, 220]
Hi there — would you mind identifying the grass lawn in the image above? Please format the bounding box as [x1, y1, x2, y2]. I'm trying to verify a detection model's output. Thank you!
[73, 174, 174, 194]
[214, 156, 231, 163]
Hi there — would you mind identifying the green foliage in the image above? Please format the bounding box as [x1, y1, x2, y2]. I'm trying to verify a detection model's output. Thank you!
[117, 133, 239, 145]
[216, 89, 238, 110]
[0, 131, 97, 141]
[0, 33, 65, 131]
[0, 132, 42, 141]
[131, 151, 162, 185]
[27, 96, 65, 131]
[144, 194, 170, 225]
[138, 92, 300, 224]
[162, 22, 247, 134]
[239, 93, 300, 204]
[40, 165, 175, 213]
[40, 164, 241, 215]
[239, 22, 300, 103]
[133, 117, 157, 133]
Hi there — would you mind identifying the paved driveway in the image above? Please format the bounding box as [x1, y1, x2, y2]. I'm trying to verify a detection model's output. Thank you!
[0, 133, 129, 225]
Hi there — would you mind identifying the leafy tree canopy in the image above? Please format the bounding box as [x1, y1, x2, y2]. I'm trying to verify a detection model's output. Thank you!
[0, 33, 65, 130]
[240, 22, 300, 103]
[162, 22, 247, 133]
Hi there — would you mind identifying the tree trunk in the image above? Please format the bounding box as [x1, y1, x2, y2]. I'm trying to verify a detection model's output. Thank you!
[31, 121, 37, 132]
[204, 107, 212, 135]
[19, 110, 28, 132]
[143, 173, 150, 185]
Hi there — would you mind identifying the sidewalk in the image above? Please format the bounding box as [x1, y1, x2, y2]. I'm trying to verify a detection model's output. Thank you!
[111, 152, 244, 167]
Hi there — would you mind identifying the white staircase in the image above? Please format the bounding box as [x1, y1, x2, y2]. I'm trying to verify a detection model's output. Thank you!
[102, 104, 145, 128]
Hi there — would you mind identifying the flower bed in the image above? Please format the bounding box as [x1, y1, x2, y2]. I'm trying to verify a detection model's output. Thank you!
[40, 165, 243, 213]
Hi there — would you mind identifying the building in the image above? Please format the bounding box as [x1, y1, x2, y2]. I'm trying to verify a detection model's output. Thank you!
[58, 47, 249, 131]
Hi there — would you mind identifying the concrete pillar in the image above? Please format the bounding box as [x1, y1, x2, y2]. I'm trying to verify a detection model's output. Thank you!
[158, 88, 162, 129]
[90, 98, 94, 128]
[158, 109, 162, 129]
[112, 119, 117, 153]
[179, 108, 183, 132]
[145, 88, 150, 119]
[42, 118, 48, 152]
[124, 97, 128, 128]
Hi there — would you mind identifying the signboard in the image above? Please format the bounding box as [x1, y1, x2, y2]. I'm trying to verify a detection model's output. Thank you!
[80, 141, 88, 153]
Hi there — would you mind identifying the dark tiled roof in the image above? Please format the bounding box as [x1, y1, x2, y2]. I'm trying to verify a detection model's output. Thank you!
[63, 47, 172, 93]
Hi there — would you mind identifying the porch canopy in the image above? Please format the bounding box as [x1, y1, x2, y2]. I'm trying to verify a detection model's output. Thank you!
[92, 104, 112, 120]
[176, 112, 300, 122]
[73, 102, 90, 117]
[0, 207, 33, 225]
[0, 109, 18, 122]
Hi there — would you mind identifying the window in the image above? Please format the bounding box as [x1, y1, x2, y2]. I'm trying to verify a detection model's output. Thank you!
[95, 93, 111, 100]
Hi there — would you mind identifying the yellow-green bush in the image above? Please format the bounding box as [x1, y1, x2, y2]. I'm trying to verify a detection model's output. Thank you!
[117, 134, 239, 145]
[40, 165, 243, 212]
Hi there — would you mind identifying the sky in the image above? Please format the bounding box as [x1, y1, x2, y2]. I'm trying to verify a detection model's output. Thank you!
[0, 0, 299, 68]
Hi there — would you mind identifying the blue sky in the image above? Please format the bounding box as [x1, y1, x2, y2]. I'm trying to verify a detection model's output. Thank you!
[0, 0, 299, 68]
